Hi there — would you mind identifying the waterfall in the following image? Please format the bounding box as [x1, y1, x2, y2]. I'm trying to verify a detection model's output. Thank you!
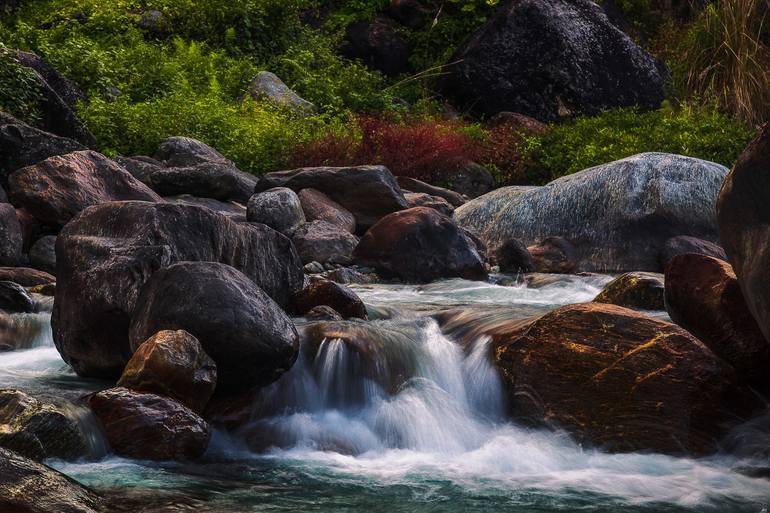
[242, 317, 506, 455]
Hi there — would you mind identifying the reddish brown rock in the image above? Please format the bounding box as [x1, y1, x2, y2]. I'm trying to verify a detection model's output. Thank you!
[89, 387, 210, 461]
[7, 150, 161, 227]
[717, 124, 770, 343]
[295, 279, 368, 320]
[298, 188, 356, 233]
[354, 206, 487, 283]
[527, 236, 578, 273]
[494, 303, 756, 455]
[0, 267, 54, 287]
[664, 254, 770, 382]
[117, 330, 217, 413]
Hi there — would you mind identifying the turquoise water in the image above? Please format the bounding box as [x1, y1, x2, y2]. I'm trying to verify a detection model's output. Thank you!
[3, 276, 770, 512]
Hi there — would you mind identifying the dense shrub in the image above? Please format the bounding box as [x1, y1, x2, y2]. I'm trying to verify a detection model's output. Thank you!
[528, 105, 753, 178]
[0, 45, 43, 123]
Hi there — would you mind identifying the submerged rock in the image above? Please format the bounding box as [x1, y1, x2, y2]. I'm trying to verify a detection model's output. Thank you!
[494, 303, 755, 455]
[118, 330, 217, 413]
[454, 153, 727, 272]
[664, 254, 770, 383]
[89, 387, 210, 461]
[53, 201, 303, 378]
[128, 262, 299, 392]
[0, 447, 103, 513]
[594, 272, 665, 311]
[436, 0, 665, 120]
[8, 150, 161, 228]
[717, 125, 770, 343]
[354, 207, 487, 283]
[256, 166, 409, 231]
[0, 389, 88, 461]
[295, 279, 368, 320]
[247, 187, 305, 236]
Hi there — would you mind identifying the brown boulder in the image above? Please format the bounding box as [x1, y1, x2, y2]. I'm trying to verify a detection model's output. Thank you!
[664, 254, 770, 382]
[0, 267, 54, 287]
[298, 188, 356, 233]
[295, 279, 368, 320]
[89, 387, 210, 461]
[354, 206, 487, 283]
[494, 303, 756, 455]
[117, 330, 217, 413]
[659, 235, 727, 268]
[717, 124, 770, 343]
[527, 236, 578, 273]
[291, 220, 359, 265]
[404, 192, 454, 216]
[594, 272, 665, 311]
[8, 150, 161, 227]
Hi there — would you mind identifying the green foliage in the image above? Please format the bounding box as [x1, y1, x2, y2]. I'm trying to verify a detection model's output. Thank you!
[527, 105, 753, 180]
[272, 31, 392, 115]
[79, 90, 342, 175]
[0, 44, 43, 122]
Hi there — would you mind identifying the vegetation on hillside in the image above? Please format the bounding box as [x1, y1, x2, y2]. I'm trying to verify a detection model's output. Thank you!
[0, 0, 763, 185]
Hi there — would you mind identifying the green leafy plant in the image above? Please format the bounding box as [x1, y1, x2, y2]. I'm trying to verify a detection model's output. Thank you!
[0, 44, 43, 123]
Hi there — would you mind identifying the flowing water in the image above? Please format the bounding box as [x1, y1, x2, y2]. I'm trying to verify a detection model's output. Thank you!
[2, 276, 770, 512]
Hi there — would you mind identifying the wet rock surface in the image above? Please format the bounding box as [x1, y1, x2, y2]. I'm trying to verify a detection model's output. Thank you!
[295, 279, 368, 320]
[594, 271, 665, 311]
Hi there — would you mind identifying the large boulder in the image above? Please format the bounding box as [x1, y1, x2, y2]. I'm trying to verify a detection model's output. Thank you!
[659, 235, 727, 268]
[0, 203, 23, 265]
[117, 330, 217, 413]
[0, 113, 85, 185]
[89, 387, 210, 461]
[0, 267, 54, 287]
[248, 71, 317, 115]
[247, 187, 305, 236]
[342, 17, 410, 76]
[0, 447, 103, 513]
[153, 136, 230, 168]
[664, 254, 770, 382]
[128, 262, 299, 392]
[454, 153, 727, 272]
[436, 0, 665, 121]
[112, 155, 163, 186]
[13, 51, 96, 147]
[295, 279, 368, 320]
[8, 150, 162, 228]
[0, 389, 88, 461]
[292, 220, 359, 265]
[0, 281, 36, 313]
[298, 188, 356, 233]
[354, 206, 487, 283]
[164, 194, 246, 221]
[255, 166, 409, 231]
[594, 272, 665, 311]
[148, 162, 257, 203]
[494, 303, 756, 455]
[53, 201, 304, 378]
[716, 125, 770, 343]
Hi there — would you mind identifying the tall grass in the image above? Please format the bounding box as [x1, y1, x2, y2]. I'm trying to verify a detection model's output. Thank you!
[679, 0, 770, 126]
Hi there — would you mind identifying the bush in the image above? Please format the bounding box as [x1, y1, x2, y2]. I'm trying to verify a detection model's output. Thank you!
[677, 0, 770, 126]
[0, 44, 43, 123]
[528, 105, 754, 179]
[79, 91, 335, 175]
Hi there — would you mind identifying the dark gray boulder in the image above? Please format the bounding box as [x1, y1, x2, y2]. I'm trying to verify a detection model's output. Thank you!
[153, 136, 230, 168]
[0, 389, 88, 461]
[256, 165, 409, 231]
[29, 235, 57, 275]
[491, 238, 534, 273]
[0, 203, 22, 266]
[148, 162, 257, 203]
[442, 161, 495, 199]
[454, 153, 727, 272]
[53, 201, 304, 378]
[436, 0, 666, 121]
[298, 188, 356, 233]
[0, 281, 35, 313]
[0, 113, 85, 185]
[355, 206, 487, 283]
[112, 155, 164, 186]
[0, 447, 103, 513]
[342, 17, 410, 76]
[164, 194, 246, 220]
[128, 262, 299, 392]
[295, 279, 368, 320]
[8, 150, 162, 228]
[247, 187, 305, 235]
[292, 220, 359, 265]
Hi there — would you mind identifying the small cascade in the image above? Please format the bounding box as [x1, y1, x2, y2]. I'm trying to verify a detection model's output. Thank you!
[243, 317, 505, 455]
